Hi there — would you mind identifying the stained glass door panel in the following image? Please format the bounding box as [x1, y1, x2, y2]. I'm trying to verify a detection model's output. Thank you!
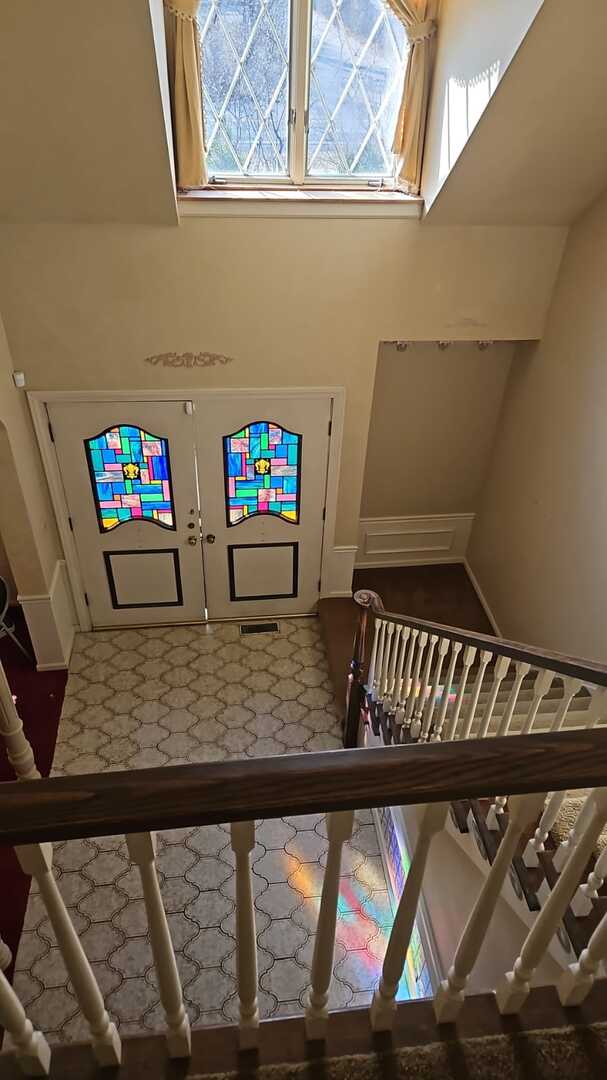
[223, 421, 301, 526]
[47, 401, 206, 628]
[85, 425, 175, 532]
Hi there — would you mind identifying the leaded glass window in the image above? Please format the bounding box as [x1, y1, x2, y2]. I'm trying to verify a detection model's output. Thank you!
[85, 426, 175, 532]
[224, 421, 301, 525]
[197, 0, 408, 183]
[307, 0, 408, 177]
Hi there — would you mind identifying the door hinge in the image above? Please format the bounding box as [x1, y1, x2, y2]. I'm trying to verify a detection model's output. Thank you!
[184, 401, 195, 415]
[318, 577, 322, 592]
[48, 421, 55, 443]
[328, 420, 332, 437]
[84, 592, 90, 607]
[322, 507, 326, 522]
[68, 516, 74, 532]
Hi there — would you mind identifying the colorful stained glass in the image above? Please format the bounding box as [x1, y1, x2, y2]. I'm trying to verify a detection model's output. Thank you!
[223, 421, 301, 526]
[85, 425, 175, 532]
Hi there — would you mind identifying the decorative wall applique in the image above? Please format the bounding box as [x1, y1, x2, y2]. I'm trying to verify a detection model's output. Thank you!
[144, 352, 234, 368]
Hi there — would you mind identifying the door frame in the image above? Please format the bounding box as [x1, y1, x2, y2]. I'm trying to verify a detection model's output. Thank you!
[29, 387, 345, 631]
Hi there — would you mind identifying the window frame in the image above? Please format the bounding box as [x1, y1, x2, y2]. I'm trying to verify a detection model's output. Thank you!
[202, 0, 403, 190]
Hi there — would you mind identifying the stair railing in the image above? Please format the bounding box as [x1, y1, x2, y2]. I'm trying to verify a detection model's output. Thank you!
[1, 730, 607, 1075]
[346, 589, 607, 748]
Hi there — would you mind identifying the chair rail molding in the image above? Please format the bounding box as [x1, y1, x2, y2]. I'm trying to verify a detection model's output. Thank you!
[17, 559, 76, 670]
[356, 514, 475, 569]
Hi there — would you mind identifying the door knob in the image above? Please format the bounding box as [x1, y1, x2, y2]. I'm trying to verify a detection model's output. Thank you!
[204, 533, 216, 544]
[188, 536, 198, 546]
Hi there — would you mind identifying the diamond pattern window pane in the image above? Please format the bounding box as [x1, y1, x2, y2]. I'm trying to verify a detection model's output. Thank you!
[307, 0, 408, 178]
[199, 0, 291, 177]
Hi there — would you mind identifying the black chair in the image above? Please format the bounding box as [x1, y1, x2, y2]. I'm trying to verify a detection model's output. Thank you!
[0, 576, 33, 663]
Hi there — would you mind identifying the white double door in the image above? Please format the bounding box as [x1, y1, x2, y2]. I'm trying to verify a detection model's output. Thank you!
[48, 395, 331, 627]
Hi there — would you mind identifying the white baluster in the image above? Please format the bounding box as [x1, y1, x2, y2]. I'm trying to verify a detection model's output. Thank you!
[496, 661, 531, 737]
[477, 656, 511, 739]
[486, 661, 532, 828]
[16, 844, 121, 1066]
[379, 623, 396, 703]
[522, 669, 554, 734]
[434, 792, 544, 1023]
[0, 933, 12, 971]
[126, 833, 191, 1057]
[432, 641, 462, 742]
[421, 637, 450, 742]
[383, 624, 402, 712]
[549, 677, 583, 732]
[0, 966, 51, 1076]
[496, 789, 607, 1014]
[459, 650, 493, 741]
[404, 632, 428, 731]
[230, 820, 260, 1049]
[443, 645, 476, 741]
[391, 627, 411, 741]
[366, 618, 381, 693]
[522, 791, 566, 867]
[586, 685, 607, 728]
[410, 634, 437, 740]
[0, 664, 40, 781]
[394, 628, 418, 727]
[371, 802, 448, 1031]
[372, 620, 386, 700]
[570, 844, 607, 918]
[305, 810, 354, 1039]
[553, 791, 595, 873]
[558, 909, 607, 1006]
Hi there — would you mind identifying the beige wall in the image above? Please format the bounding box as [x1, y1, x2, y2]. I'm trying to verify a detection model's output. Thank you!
[0, 0, 176, 225]
[469, 188, 607, 661]
[425, 0, 607, 226]
[361, 342, 513, 518]
[423, 0, 543, 210]
[0, 533, 16, 601]
[0, 315, 61, 594]
[0, 218, 565, 546]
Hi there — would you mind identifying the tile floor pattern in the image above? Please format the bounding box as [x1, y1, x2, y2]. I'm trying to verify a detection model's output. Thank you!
[12, 618, 397, 1045]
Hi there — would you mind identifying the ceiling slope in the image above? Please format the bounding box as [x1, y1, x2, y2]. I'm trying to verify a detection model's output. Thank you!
[0, 0, 177, 225]
[424, 0, 607, 225]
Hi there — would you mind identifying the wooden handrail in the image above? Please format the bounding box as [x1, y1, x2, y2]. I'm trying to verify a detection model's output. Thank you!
[353, 590, 607, 687]
[1, 730, 607, 845]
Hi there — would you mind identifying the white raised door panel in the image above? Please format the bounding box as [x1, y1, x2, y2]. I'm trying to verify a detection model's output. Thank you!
[48, 401, 205, 627]
[197, 395, 331, 619]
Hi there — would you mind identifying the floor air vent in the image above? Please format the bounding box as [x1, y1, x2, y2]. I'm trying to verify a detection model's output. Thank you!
[240, 621, 280, 636]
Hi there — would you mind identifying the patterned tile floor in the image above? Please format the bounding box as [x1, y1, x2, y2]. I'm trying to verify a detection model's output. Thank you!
[12, 618, 397, 1045]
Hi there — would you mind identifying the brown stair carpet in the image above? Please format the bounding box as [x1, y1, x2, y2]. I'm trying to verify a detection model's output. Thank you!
[197, 1023, 607, 1080]
[550, 790, 607, 856]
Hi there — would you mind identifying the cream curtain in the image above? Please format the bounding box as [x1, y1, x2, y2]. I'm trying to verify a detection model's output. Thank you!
[163, 0, 208, 188]
[384, 0, 438, 194]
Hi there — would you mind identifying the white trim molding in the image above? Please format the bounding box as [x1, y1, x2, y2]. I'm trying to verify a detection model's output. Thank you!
[356, 514, 475, 569]
[18, 560, 76, 670]
[321, 545, 357, 598]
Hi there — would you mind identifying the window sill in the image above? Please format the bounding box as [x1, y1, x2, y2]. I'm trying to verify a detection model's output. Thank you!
[178, 188, 423, 220]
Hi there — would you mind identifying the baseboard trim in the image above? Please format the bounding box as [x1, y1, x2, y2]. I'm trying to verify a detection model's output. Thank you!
[356, 514, 474, 569]
[18, 560, 77, 670]
[463, 558, 502, 636]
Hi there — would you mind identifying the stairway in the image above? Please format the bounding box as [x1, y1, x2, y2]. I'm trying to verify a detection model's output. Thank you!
[1, 990, 606, 1079]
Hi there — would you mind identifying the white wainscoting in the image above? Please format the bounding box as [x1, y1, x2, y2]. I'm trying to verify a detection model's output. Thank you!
[356, 514, 475, 569]
[321, 545, 358, 598]
[18, 560, 77, 670]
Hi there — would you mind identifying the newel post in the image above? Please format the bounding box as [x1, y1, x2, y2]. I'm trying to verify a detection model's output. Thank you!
[344, 590, 381, 748]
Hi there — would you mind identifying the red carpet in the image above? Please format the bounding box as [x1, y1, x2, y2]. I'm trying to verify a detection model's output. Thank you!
[0, 607, 66, 980]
